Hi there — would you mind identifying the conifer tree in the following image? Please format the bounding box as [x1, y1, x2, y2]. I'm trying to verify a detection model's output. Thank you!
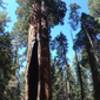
[24, 0, 67, 100]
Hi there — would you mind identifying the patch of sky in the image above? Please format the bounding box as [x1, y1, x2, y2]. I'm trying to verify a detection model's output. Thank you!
[6, 0, 18, 32]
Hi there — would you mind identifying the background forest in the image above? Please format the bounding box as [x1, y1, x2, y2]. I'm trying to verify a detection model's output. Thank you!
[0, 0, 100, 100]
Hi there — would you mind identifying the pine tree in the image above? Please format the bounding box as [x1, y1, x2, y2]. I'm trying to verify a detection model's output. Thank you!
[50, 32, 69, 100]
[74, 13, 100, 100]
[88, 0, 100, 22]
[0, 3, 21, 100]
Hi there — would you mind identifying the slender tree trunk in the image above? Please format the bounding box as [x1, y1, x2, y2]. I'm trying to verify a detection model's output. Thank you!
[84, 28, 100, 67]
[64, 58, 71, 100]
[71, 30, 84, 100]
[75, 52, 84, 100]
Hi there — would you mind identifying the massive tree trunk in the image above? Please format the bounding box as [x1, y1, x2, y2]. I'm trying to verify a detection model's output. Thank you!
[39, 2, 51, 99]
[27, 40, 39, 100]
[26, 1, 51, 100]
[39, 29, 51, 100]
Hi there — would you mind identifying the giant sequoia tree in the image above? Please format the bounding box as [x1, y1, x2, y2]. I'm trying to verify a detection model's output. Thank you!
[23, 0, 67, 100]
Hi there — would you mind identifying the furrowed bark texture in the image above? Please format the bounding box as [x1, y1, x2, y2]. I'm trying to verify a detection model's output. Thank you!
[26, 1, 51, 100]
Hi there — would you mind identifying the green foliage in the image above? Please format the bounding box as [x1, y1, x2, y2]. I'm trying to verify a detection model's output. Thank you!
[88, 0, 100, 19]
[0, 34, 17, 100]
[81, 13, 100, 34]
[0, 12, 10, 34]
[80, 49, 90, 68]
[69, 3, 80, 30]
[51, 32, 74, 100]
[73, 13, 100, 100]
[0, 3, 20, 99]
[51, 63, 64, 100]
[50, 32, 68, 69]
[13, 0, 67, 46]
